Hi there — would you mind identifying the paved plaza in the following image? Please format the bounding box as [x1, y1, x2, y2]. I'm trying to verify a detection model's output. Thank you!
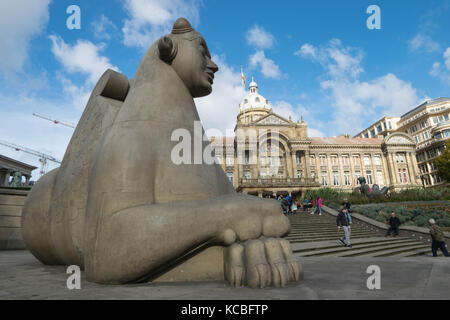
[1, 250, 448, 300]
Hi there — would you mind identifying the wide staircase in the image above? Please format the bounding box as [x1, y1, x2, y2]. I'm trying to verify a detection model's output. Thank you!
[286, 211, 439, 257]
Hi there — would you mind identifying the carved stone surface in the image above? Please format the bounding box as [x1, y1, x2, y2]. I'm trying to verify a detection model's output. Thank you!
[21, 18, 302, 288]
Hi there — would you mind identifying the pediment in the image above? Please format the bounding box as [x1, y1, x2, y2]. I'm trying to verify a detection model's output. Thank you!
[384, 133, 414, 145]
[253, 114, 290, 126]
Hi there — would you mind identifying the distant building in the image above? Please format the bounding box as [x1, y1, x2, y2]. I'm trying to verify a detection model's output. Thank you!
[398, 98, 450, 187]
[355, 98, 450, 187]
[210, 79, 421, 197]
[0, 155, 37, 187]
[354, 116, 401, 139]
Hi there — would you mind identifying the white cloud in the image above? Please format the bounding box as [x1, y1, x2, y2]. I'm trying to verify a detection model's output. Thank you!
[195, 55, 244, 134]
[296, 39, 426, 134]
[429, 47, 450, 85]
[246, 25, 275, 49]
[294, 43, 317, 59]
[299, 39, 363, 79]
[408, 33, 440, 53]
[0, 0, 50, 75]
[444, 47, 450, 70]
[249, 51, 282, 79]
[122, 0, 200, 48]
[92, 14, 118, 40]
[50, 35, 119, 85]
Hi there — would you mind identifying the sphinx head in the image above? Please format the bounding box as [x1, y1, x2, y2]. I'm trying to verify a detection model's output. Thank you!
[157, 18, 218, 98]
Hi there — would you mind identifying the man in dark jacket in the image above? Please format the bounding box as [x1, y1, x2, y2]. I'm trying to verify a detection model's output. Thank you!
[429, 219, 450, 257]
[386, 212, 401, 236]
[337, 207, 352, 247]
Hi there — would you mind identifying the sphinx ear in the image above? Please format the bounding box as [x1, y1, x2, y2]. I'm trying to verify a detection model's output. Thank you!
[158, 36, 178, 64]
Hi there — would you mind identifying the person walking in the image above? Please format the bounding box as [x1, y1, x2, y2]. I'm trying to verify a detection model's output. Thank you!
[337, 207, 352, 248]
[311, 196, 322, 215]
[429, 219, 450, 257]
[386, 212, 401, 237]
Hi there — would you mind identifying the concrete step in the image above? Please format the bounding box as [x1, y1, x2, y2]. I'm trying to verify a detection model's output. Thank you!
[288, 231, 375, 237]
[292, 237, 412, 253]
[288, 234, 382, 243]
[294, 239, 419, 257]
[368, 244, 431, 257]
[336, 242, 428, 257]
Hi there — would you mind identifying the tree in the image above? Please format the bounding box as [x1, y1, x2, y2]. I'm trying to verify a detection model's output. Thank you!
[435, 139, 450, 182]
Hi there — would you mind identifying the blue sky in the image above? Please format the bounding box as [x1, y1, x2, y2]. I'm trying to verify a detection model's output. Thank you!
[0, 0, 449, 179]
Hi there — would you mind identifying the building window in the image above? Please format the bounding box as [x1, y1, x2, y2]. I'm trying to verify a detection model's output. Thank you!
[297, 170, 302, 178]
[342, 156, 349, 165]
[374, 156, 381, 166]
[310, 156, 315, 165]
[333, 171, 339, 186]
[226, 157, 234, 166]
[278, 172, 284, 179]
[311, 171, 316, 179]
[363, 156, 371, 166]
[377, 171, 384, 185]
[366, 170, 373, 185]
[319, 155, 327, 165]
[395, 153, 405, 163]
[402, 168, 408, 183]
[321, 172, 328, 186]
[420, 120, 427, 129]
[344, 172, 351, 185]
[226, 172, 233, 184]
[388, 121, 392, 129]
[296, 151, 302, 164]
[353, 156, 360, 165]
[377, 124, 383, 133]
[364, 133, 369, 138]
[330, 155, 338, 165]
[370, 128, 376, 137]
[244, 171, 251, 179]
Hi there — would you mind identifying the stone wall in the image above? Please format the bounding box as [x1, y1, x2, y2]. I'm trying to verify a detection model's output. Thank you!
[0, 188, 28, 250]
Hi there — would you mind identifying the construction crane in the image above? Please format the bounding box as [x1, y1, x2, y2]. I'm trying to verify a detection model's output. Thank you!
[0, 139, 61, 178]
[32, 112, 76, 128]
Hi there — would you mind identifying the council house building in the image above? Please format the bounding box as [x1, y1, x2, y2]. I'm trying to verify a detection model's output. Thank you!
[210, 79, 422, 197]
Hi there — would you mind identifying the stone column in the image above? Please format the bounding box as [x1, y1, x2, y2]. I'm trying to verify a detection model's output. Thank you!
[380, 153, 390, 187]
[3, 171, 11, 186]
[0, 169, 6, 187]
[408, 152, 419, 185]
[369, 152, 377, 185]
[304, 149, 311, 179]
[389, 152, 398, 185]
[291, 151, 297, 178]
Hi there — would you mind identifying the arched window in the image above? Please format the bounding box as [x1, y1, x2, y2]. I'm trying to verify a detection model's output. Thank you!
[255, 97, 260, 103]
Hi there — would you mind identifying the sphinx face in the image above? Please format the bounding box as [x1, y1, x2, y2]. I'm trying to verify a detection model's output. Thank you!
[171, 36, 219, 98]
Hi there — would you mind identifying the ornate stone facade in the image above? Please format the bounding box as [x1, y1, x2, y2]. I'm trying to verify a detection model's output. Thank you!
[355, 97, 450, 188]
[211, 80, 421, 197]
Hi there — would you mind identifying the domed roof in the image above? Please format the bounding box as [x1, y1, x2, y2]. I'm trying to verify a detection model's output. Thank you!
[239, 78, 272, 111]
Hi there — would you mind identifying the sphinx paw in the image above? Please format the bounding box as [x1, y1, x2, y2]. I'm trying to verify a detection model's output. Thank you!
[225, 238, 302, 288]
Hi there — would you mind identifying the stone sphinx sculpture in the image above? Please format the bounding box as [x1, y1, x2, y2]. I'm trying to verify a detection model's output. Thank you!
[353, 177, 389, 196]
[22, 18, 302, 288]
